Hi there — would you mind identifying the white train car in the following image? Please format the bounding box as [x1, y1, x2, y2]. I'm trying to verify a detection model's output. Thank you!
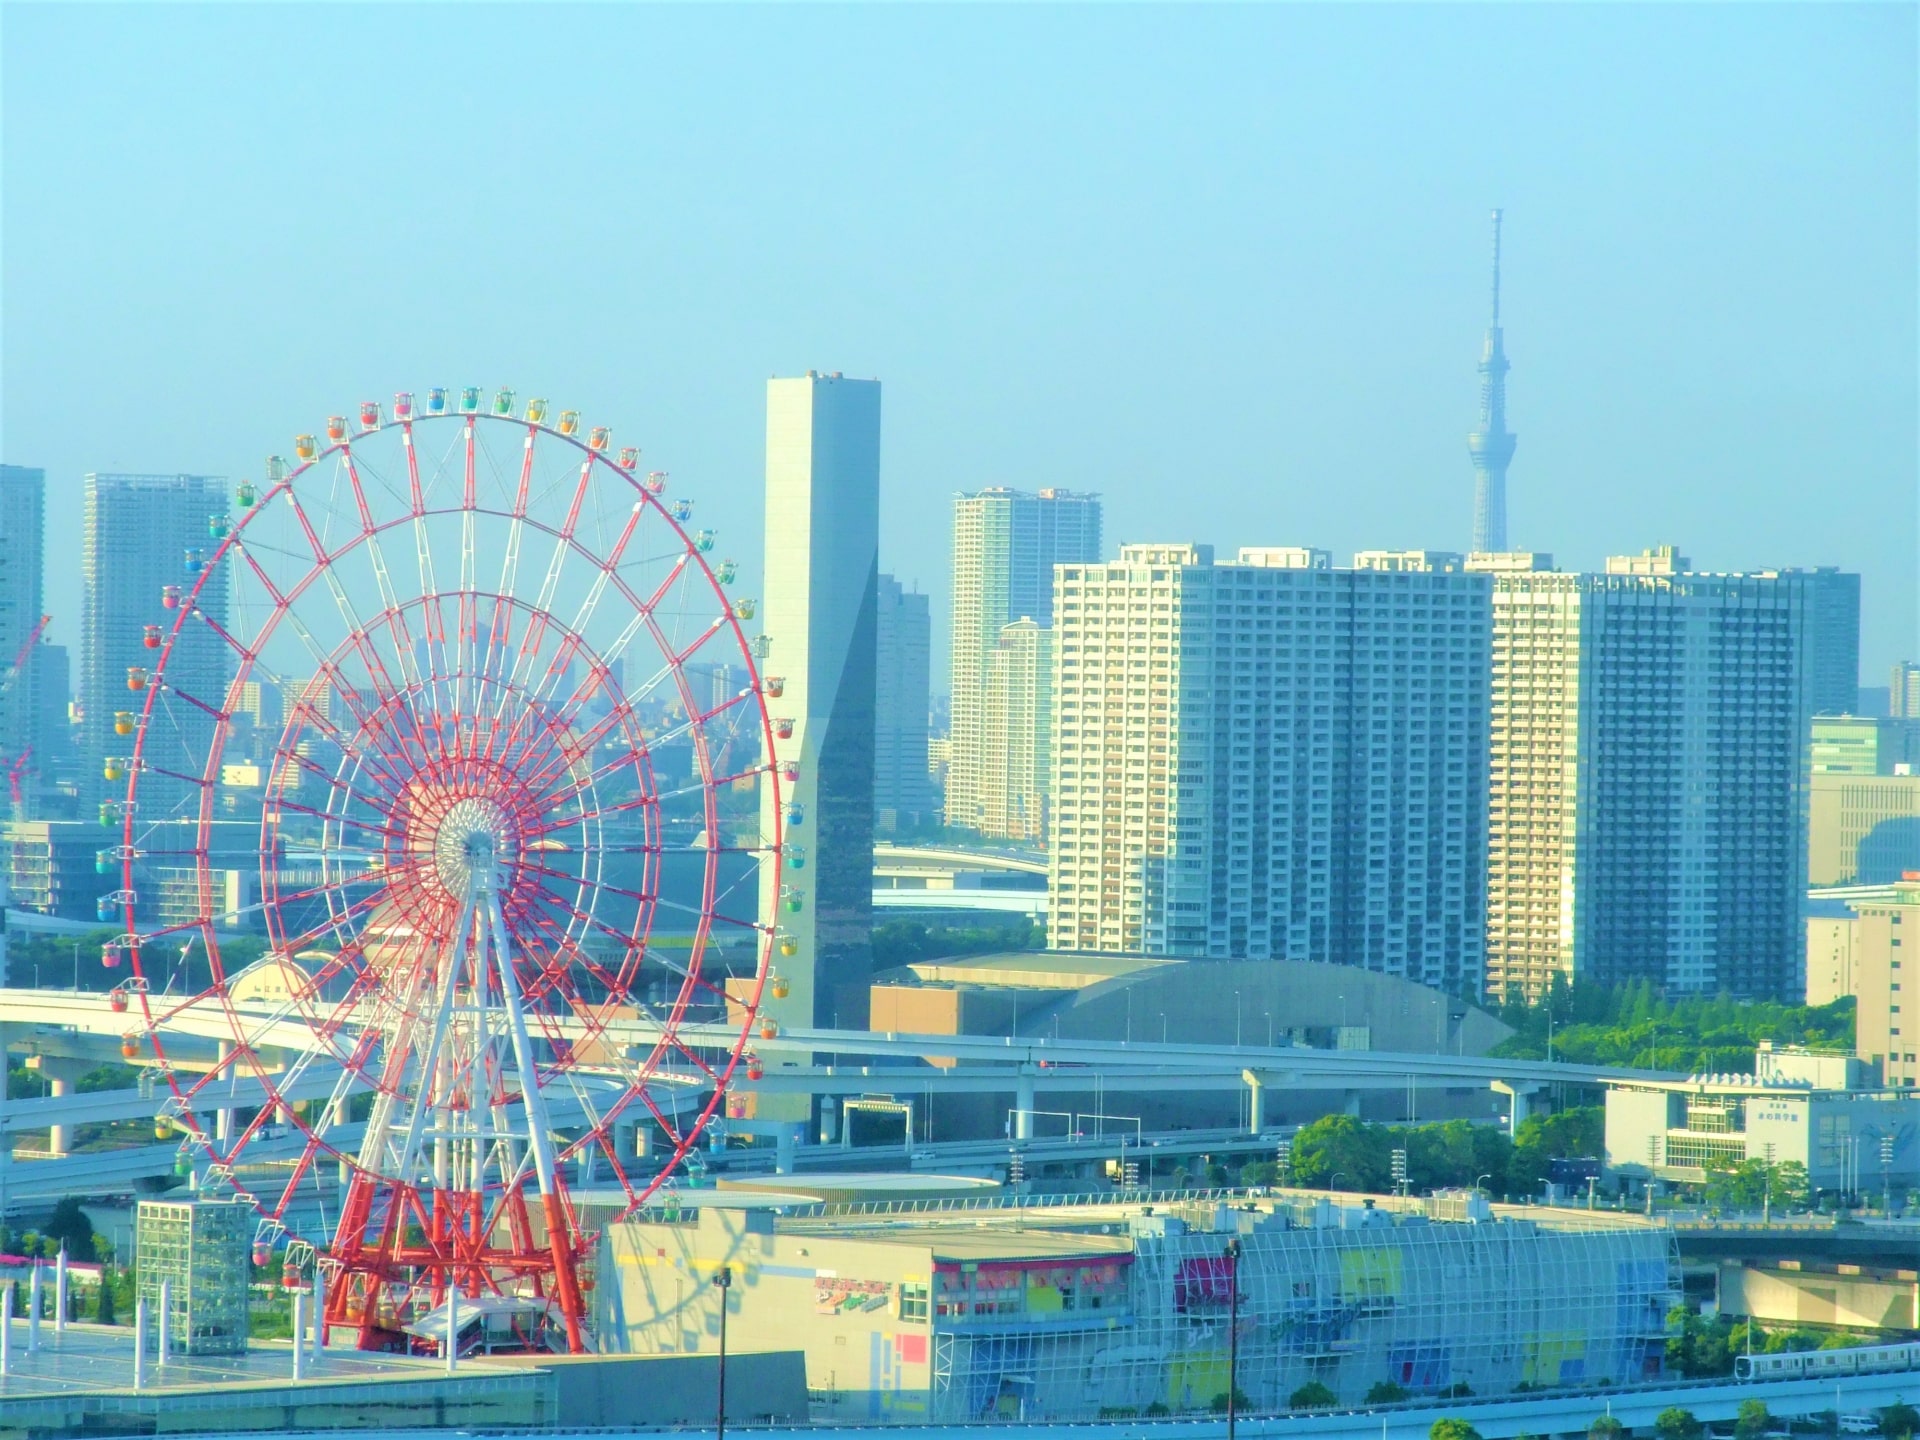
[1735, 1340, 1920, 1382]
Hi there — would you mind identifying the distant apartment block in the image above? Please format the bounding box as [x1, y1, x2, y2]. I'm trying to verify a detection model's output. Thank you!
[1479, 548, 1852, 1003]
[1892, 661, 1920, 720]
[1049, 544, 1490, 996]
[874, 573, 933, 831]
[947, 488, 1100, 838]
[977, 618, 1052, 843]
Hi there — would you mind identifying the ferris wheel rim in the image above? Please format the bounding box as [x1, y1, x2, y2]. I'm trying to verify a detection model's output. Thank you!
[117, 392, 784, 1239]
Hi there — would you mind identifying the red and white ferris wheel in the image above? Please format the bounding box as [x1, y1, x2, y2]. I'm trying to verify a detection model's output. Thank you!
[109, 387, 786, 1352]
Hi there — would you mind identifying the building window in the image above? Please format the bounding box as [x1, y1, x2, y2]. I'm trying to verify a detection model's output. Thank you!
[899, 1283, 930, 1322]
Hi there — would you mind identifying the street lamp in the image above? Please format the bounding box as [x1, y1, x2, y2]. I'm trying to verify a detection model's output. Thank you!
[712, 1266, 732, 1440]
[1223, 1237, 1242, 1440]
[1474, 1173, 1491, 1196]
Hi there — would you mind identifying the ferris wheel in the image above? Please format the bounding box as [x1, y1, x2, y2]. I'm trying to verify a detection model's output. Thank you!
[110, 387, 785, 1353]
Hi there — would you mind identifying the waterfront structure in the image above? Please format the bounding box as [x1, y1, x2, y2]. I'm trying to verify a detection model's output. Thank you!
[946, 487, 1101, 837]
[976, 618, 1052, 842]
[599, 1193, 1675, 1422]
[1049, 545, 1490, 995]
[1467, 210, 1517, 554]
[1848, 873, 1920, 1088]
[760, 373, 880, 1031]
[81, 473, 229, 816]
[1479, 548, 1847, 1003]
[1604, 1043, 1920, 1188]
[874, 573, 933, 832]
[0, 465, 46, 812]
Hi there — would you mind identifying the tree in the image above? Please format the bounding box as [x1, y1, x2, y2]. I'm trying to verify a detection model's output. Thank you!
[1880, 1403, 1919, 1440]
[1654, 1408, 1703, 1440]
[43, 1198, 94, 1259]
[1209, 1388, 1253, 1413]
[1290, 1381, 1338, 1410]
[1771, 1161, 1811, 1212]
[1290, 1114, 1391, 1192]
[95, 1273, 116, 1324]
[1589, 1416, 1626, 1440]
[1367, 1381, 1411, 1404]
[1431, 1420, 1483, 1440]
[1734, 1399, 1770, 1440]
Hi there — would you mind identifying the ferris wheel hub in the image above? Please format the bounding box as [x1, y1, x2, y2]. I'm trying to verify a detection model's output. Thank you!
[431, 796, 515, 898]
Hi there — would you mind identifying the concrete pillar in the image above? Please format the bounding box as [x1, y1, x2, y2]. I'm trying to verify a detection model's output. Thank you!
[55, 1249, 68, 1333]
[26, 1056, 90, 1157]
[1342, 1090, 1362, 1118]
[27, 1263, 40, 1351]
[157, 1278, 170, 1366]
[0, 1282, 10, 1375]
[1014, 1072, 1036, 1142]
[1242, 1070, 1266, 1134]
[291, 1290, 306, 1380]
[216, 1041, 234, 1143]
[775, 1127, 797, 1175]
[1493, 1081, 1543, 1137]
[133, 1297, 146, 1389]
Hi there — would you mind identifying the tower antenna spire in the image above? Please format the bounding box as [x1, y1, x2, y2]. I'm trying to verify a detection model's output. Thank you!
[1490, 207, 1503, 326]
[1468, 207, 1516, 553]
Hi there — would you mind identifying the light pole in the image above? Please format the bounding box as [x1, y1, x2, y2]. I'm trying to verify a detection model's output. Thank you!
[1474, 1173, 1491, 1197]
[1223, 1237, 1242, 1440]
[1234, 990, 1242, 1048]
[712, 1266, 731, 1440]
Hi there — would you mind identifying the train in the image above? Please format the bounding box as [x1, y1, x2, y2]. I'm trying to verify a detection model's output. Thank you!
[1735, 1340, 1920, 1381]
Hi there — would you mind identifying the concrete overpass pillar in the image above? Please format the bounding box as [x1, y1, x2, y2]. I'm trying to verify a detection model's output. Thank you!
[1242, 1070, 1265, 1135]
[25, 1056, 92, 1158]
[1343, 1090, 1362, 1118]
[215, 1042, 234, 1144]
[1493, 1080, 1545, 1137]
[775, 1127, 796, 1175]
[1014, 1071, 1036, 1142]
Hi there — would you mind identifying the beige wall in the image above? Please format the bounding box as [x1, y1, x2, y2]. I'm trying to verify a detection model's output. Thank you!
[1806, 916, 1858, 1007]
[1809, 774, 1920, 885]
[598, 1209, 936, 1422]
[1853, 898, 1917, 1088]
[1720, 1263, 1919, 1332]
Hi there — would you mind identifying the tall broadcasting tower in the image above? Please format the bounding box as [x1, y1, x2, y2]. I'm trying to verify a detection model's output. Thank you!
[1467, 208, 1517, 553]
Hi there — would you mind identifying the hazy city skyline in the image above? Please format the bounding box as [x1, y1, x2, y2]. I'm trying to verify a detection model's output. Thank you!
[2, 4, 1913, 689]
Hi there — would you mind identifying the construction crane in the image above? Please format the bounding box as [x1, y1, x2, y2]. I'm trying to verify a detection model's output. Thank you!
[0, 613, 52, 815]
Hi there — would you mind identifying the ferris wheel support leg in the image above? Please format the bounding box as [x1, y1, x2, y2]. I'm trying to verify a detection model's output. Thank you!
[482, 881, 587, 1353]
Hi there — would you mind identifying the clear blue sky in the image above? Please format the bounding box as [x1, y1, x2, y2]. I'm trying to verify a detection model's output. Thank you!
[4, 3, 1914, 689]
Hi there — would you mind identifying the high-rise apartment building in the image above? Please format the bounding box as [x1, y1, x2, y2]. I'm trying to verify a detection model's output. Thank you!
[1050, 545, 1491, 995]
[82, 474, 230, 818]
[759, 374, 880, 1032]
[873, 574, 932, 832]
[947, 488, 1100, 837]
[977, 619, 1052, 843]
[0, 466, 46, 813]
[1480, 547, 1838, 1002]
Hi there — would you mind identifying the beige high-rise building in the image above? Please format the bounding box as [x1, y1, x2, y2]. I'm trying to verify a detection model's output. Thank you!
[946, 488, 1100, 838]
[1478, 548, 1850, 1003]
[1809, 775, 1920, 885]
[976, 618, 1052, 843]
[1851, 875, 1920, 1088]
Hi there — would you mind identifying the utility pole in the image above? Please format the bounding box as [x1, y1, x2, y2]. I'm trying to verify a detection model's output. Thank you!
[1224, 1237, 1242, 1440]
[1881, 1134, 1895, 1215]
[713, 1265, 732, 1440]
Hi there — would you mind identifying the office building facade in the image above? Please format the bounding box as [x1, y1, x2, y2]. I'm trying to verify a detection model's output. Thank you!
[759, 374, 880, 1031]
[1891, 662, 1920, 720]
[1481, 548, 1838, 1002]
[82, 474, 230, 820]
[1049, 545, 1490, 995]
[873, 574, 933, 832]
[947, 488, 1100, 838]
[0, 465, 46, 814]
